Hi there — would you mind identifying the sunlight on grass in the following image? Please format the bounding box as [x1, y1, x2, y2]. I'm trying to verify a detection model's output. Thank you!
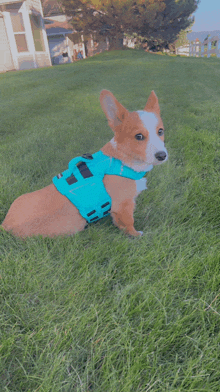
[0, 50, 220, 391]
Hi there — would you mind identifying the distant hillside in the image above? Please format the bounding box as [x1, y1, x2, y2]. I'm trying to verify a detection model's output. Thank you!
[187, 30, 220, 42]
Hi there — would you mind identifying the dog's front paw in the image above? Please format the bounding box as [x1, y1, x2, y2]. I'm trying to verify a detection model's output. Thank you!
[127, 230, 143, 237]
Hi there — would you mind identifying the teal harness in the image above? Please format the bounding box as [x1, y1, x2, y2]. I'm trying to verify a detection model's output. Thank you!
[52, 151, 153, 223]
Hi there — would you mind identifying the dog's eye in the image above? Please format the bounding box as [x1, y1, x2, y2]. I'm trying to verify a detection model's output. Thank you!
[158, 128, 164, 136]
[135, 133, 145, 140]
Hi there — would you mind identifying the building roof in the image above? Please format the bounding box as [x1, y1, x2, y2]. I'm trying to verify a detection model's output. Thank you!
[44, 20, 74, 36]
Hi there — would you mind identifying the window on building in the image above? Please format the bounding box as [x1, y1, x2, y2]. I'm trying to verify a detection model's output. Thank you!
[6, 3, 28, 52]
[30, 14, 45, 52]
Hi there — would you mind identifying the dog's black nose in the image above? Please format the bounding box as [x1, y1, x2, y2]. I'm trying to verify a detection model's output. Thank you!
[155, 151, 167, 161]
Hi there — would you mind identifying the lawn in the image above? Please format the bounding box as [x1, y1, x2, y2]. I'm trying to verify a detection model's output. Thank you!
[0, 49, 220, 392]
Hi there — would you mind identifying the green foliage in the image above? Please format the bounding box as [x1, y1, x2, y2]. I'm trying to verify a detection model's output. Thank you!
[175, 28, 190, 48]
[139, 0, 199, 50]
[61, 0, 200, 50]
[1, 50, 220, 391]
[175, 21, 194, 50]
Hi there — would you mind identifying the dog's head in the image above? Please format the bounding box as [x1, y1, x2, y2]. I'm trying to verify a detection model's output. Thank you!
[100, 90, 168, 171]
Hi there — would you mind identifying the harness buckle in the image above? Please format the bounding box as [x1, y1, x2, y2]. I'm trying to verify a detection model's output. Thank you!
[82, 153, 93, 160]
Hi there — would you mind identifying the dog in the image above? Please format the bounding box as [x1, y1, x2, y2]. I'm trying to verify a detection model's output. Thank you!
[2, 90, 168, 238]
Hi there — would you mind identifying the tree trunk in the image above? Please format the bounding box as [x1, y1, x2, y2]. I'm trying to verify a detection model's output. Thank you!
[108, 34, 124, 50]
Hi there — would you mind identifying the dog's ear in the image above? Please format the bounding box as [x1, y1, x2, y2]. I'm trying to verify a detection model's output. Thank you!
[100, 90, 129, 131]
[144, 91, 160, 115]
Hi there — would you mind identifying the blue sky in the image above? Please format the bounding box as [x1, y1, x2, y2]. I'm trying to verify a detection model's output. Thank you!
[191, 0, 220, 32]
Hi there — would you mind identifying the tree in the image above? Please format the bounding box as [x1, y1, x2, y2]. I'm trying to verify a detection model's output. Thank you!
[60, 0, 200, 50]
[60, 0, 166, 48]
[175, 20, 194, 53]
[138, 0, 199, 51]
[41, 0, 65, 17]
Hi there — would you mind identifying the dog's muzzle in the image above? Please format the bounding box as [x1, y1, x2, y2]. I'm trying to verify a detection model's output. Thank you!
[155, 151, 167, 161]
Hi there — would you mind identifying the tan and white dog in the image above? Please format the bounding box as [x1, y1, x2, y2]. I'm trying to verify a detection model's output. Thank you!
[2, 90, 168, 238]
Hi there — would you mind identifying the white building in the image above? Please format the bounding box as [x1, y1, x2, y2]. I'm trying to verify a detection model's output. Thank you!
[0, 0, 51, 72]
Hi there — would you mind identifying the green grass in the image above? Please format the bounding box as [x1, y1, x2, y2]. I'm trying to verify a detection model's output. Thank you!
[0, 49, 220, 391]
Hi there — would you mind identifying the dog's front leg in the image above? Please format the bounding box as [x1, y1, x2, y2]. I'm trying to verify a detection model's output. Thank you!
[104, 175, 143, 236]
[110, 199, 142, 236]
